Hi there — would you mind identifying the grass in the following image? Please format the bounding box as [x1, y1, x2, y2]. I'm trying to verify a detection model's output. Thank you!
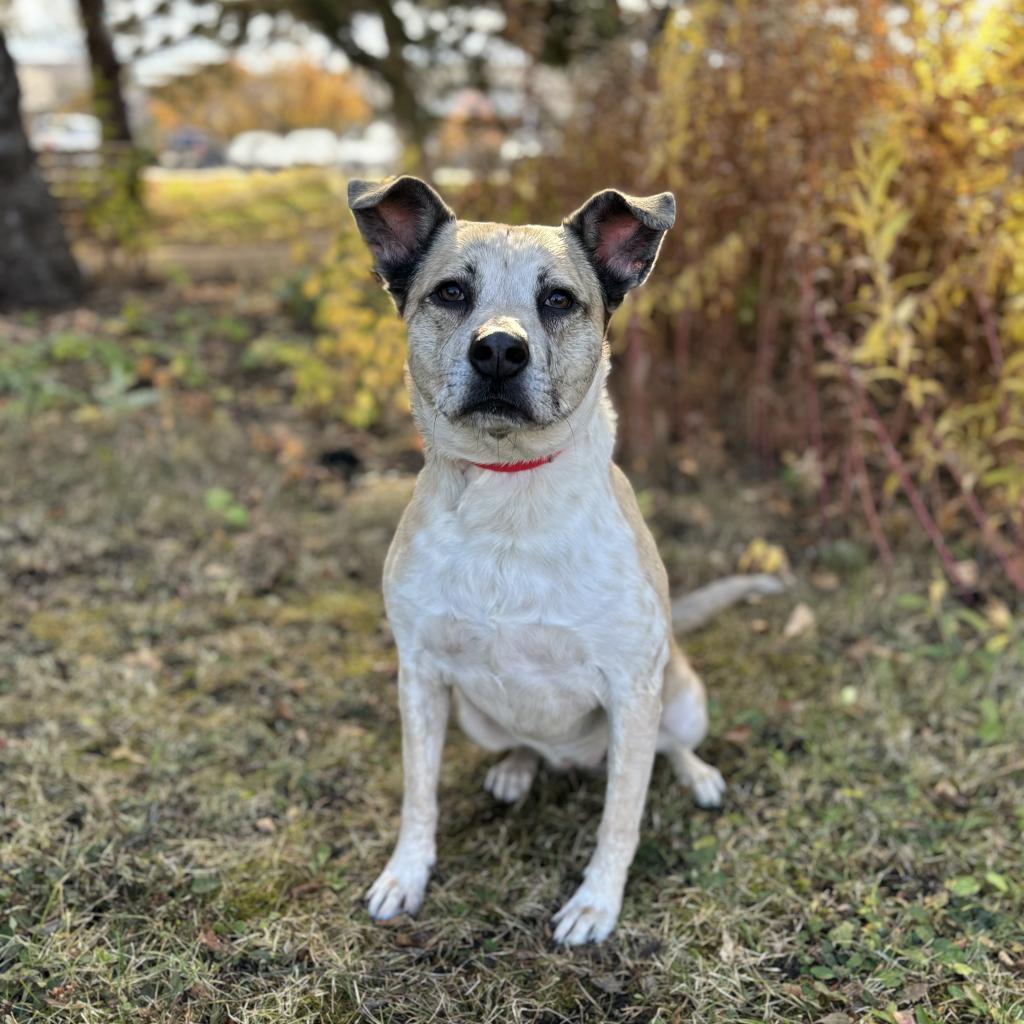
[146, 168, 346, 245]
[1, 290, 1022, 1023]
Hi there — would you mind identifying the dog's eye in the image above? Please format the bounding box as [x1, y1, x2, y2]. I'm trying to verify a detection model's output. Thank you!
[544, 289, 574, 310]
[434, 281, 466, 303]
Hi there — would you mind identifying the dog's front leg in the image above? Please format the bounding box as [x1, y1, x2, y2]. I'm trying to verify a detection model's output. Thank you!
[367, 667, 449, 921]
[552, 688, 661, 945]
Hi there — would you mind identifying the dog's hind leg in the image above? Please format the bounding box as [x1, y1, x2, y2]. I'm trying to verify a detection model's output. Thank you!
[657, 642, 726, 808]
[454, 692, 540, 801]
[484, 748, 540, 803]
[664, 745, 725, 808]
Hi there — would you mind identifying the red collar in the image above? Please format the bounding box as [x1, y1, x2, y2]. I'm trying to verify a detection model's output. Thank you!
[471, 452, 561, 473]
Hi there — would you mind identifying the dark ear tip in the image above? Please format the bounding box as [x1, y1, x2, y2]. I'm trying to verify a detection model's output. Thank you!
[347, 175, 455, 218]
[347, 175, 423, 209]
[564, 188, 677, 232]
[651, 192, 676, 229]
[347, 178, 379, 210]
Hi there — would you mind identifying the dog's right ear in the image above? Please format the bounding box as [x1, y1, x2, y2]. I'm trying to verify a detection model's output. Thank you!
[348, 176, 456, 311]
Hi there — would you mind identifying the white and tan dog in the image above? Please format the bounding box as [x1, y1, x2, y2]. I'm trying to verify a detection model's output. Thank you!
[348, 176, 730, 945]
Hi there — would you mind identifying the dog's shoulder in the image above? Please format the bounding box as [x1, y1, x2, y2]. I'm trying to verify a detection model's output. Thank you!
[381, 462, 464, 587]
[608, 463, 671, 622]
[383, 473, 432, 587]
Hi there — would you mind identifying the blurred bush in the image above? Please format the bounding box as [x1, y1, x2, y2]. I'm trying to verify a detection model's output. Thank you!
[650, 0, 1024, 590]
[143, 167, 411, 430]
[148, 59, 370, 143]
[460, 0, 1023, 591]
[41, 143, 151, 266]
[147, 168, 345, 245]
[249, 222, 409, 430]
[78, 146, 150, 261]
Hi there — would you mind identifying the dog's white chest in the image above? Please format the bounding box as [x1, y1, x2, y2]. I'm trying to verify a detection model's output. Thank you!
[385, 465, 667, 755]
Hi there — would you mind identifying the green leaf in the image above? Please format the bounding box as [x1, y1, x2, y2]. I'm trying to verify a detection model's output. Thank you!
[223, 504, 250, 529]
[947, 876, 981, 897]
[984, 871, 1008, 893]
[977, 698, 1003, 745]
[205, 487, 234, 512]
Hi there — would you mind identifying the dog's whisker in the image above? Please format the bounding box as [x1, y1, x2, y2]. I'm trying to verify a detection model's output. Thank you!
[566, 412, 577, 456]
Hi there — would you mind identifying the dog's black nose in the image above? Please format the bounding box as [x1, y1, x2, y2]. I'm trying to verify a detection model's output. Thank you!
[469, 331, 529, 381]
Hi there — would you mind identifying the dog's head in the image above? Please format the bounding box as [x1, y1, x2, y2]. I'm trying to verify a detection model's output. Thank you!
[348, 176, 674, 456]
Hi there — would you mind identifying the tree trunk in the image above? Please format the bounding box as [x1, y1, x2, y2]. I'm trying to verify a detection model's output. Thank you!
[76, 0, 144, 210]
[0, 32, 83, 310]
[293, 0, 432, 158]
[76, 0, 133, 144]
[375, 0, 432, 156]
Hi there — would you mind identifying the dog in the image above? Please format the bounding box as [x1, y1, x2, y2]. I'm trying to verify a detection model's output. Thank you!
[348, 176, 739, 945]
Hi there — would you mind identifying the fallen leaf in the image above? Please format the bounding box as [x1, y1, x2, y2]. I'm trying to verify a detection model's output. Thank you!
[783, 603, 816, 638]
[846, 638, 891, 662]
[738, 538, 791, 576]
[722, 725, 753, 746]
[986, 599, 1013, 630]
[811, 571, 840, 591]
[109, 745, 146, 766]
[123, 647, 162, 671]
[953, 559, 979, 587]
[932, 778, 968, 809]
[197, 927, 227, 954]
[902, 982, 930, 1002]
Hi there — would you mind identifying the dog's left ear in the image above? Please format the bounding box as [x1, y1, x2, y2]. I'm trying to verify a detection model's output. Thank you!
[348, 176, 456, 310]
[564, 189, 676, 312]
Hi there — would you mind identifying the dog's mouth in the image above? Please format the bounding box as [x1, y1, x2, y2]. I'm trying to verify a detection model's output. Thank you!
[456, 395, 535, 425]
[459, 397, 532, 420]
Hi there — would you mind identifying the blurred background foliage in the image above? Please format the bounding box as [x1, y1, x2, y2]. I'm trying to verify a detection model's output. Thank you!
[251, 225, 411, 430]
[149, 59, 371, 140]
[3, 0, 1023, 594]
[294, 0, 1024, 594]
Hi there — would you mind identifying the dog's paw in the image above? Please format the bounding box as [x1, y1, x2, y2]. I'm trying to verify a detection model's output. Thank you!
[670, 748, 726, 809]
[484, 749, 539, 803]
[690, 762, 726, 808]
[366, 854, 432, 921]
[551, 881, 622, 946]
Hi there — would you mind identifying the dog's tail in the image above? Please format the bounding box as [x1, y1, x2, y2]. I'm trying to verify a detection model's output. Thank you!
[672, 574, 789, 634]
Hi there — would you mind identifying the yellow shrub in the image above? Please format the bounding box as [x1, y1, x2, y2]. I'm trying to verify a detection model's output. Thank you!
[249, 219, 408, 430]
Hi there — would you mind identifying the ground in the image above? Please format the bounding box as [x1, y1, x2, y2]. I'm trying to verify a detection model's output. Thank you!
[1, 284, 1022, 1024]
